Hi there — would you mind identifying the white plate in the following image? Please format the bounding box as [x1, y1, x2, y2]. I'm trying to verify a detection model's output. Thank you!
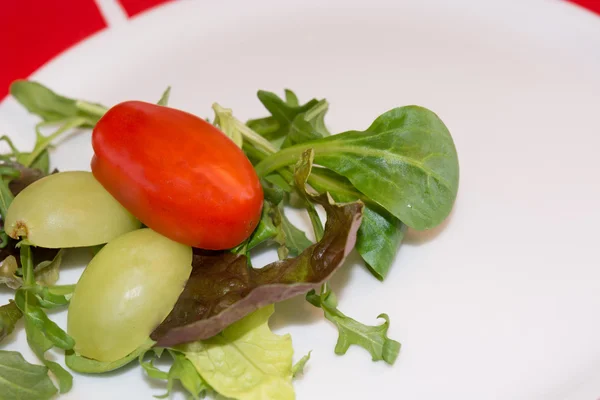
[1, 0, 600, 399]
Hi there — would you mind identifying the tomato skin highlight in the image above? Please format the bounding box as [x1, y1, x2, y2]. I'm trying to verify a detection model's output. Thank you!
[91, 101, 263, 250]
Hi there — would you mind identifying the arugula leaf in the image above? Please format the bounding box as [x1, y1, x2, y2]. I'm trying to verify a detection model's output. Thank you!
[284, 89, 300, 107]
[66, 339, 154, 374]
[281, 99, 330, 148]
[292, 351, 311, 378]
[0, 300, 22, 342]
[151, 192, 363, 346]
[10, 80, 108, 167]
[0, 178, 14, 219]
[0, 350, 58, 400]
[254, 105, 459, 231]
[157, 86, 171, 106]
[24, 317, 73, 393]
[12, 245, 74, 392]
[182, 304, 294, 400]
[307, 285, 400, 364]
[246, 90, 322, 148]
[10, 80, 107, 125]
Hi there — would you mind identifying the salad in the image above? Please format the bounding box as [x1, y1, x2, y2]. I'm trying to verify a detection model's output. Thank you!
[0, 81, 459, 399]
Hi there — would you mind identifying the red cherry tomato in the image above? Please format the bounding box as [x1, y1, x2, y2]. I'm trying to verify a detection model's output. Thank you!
[91, 101, 263, 250]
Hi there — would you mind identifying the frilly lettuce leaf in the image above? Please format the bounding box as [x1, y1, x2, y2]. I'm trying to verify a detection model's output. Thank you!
[181, 305, 294, 400]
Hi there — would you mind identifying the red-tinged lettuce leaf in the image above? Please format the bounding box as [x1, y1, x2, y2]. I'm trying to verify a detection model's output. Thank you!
[151, 188, 363, 346]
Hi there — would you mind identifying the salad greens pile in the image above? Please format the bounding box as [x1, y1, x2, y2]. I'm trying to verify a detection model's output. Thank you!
[0, 80, 459, 399]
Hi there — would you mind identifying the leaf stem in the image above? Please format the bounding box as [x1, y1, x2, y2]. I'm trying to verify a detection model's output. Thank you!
[20, 245, 34, 286]
[0, 136, 21, 158]
[23, 117, 87, 167]
[254, 142, 318, 177]
[75, 101, 108, 119]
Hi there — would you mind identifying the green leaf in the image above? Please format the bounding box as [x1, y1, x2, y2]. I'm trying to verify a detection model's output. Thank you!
[246, 90, 321, 147]
[0, 178, 14, 220]
[29, 149, 50, 175]
[307, 285, 401, 364]
[308, 168, 405, 280]
[182, 305, 294, 400]
[11, 80, 81, 122]
[273, 204, 313, 259]
[139, 348, 210, 399]
[151, 192, 363, 346]
[264, 174, 293, 193]
[22, 117, 87, 167]
[292, 351, 311, 378]
[10, 80, 106, 124]
[254, 105, 460, 230]
[157, 86, 171, 106]
[12, 245, 74, 392]
[245, 202, 278, 251]
[66, 339, 154, 374]
[16, 289, 74, 350]
[0, 350, 58, 400]
[32, 286, 70, 309]
[24, 316, 72, 393]
[245, 116, 279, 138]
[281, 99, 330, 148]
[45, 360, 73, 393]
[356, 207, 405, 279]
[0, 300, 22, 343]
[159, 350, 209, 400]
[284, 89, 300, 107]
[139, 350, 169, 380]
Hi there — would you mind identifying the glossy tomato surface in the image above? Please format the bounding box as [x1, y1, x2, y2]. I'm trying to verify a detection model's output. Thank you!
[91, 101, 263, 249]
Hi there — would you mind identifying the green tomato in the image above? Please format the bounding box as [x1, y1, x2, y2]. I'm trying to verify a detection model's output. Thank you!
[5, 171, 140, 248]
[68, 228, 192, 362]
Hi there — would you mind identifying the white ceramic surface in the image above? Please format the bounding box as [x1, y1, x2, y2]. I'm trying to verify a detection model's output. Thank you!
[1, 0, 600, 399]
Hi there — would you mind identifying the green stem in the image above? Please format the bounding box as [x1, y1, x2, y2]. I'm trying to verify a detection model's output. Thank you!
[23, 117, 87, 167]
[75, 101, 108, 119]
[0, 135, 21, 157]
[20, 245, 34, 286]
[247, 141, 369, 204]
[47, 284, 76, 296]
[254, 142, 320, 177]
